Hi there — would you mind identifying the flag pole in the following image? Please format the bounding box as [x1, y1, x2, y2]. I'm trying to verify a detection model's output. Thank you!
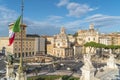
[18, 0, 24, 73]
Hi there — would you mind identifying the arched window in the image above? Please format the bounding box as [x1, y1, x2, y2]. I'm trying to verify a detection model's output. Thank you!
[18, 53, 20, 58]
[29, 52, 31, 57]
[22, 53, 24, 57]
[26, 52, 28, 57]
[32, 52, 34, 56]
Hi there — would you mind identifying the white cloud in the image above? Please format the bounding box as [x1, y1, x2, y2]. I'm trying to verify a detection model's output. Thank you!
[62, 14, 120, 33]
[24, 18, 60, 35]
[1, 5, 120, 36]
[85, 14, 120, 27]
[26, 14, 120, 34]
[47, 15, 64, 22]
[24, 15, 63, 29]
[0, 6, 61, 36]
[0, 6, 17, 19]
[0, 6, 18, 25]
[0, 6, 18, 36]
[57, 0, 97, 18]
[67, 3, 96, 17]
[57, 0, 69, 7]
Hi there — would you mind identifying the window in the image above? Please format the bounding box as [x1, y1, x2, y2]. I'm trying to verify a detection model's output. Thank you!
[32, 52, 34, 55]
[15, 48, 17, 51]
[29, 52, 31, 56]
[26, 52, 28, 57]
[57, 53, 59, 57]
[14, 53, 17, 58]
[57, 43, 60, 46]
[88, 38, 90, 41]
[22, 53, 24, 57]
[18, 53, 20, 58]
[23, 27, 25, 30]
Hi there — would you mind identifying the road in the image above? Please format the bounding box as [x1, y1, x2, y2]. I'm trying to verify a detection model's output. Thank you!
[0, 59, 5, 70]
[27, 70, 80, 78]
[0, 59, 6, 78]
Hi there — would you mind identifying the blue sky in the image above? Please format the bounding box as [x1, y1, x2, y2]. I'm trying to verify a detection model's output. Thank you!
[0, 0, 120, 36]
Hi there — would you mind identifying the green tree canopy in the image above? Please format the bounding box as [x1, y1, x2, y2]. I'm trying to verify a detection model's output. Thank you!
[73, 32, 78, 37]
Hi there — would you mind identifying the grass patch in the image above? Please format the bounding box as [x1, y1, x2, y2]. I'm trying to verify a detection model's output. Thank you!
[27, 75, 79, 80]
[27, 75, 61, 80]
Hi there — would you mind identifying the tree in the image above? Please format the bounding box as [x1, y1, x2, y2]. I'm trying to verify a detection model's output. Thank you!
[84, 41, 98, 54]
[105, 45, 118, 54]
[73, 32, 78, 37]
[96, 43, 106, 58]
[84, 42, 107, 58]
[62, 75, 70, 80]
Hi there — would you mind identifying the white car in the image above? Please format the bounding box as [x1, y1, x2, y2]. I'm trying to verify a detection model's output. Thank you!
[67, 67, 71, 70]
[0, 70, 6, 74]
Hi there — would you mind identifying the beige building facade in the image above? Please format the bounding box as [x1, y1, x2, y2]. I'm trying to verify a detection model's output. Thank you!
[53, 27, 74, 58]
[0, 23, 46, 58]
[46, 27, 74, 58]
[99, 33, 120, 45]
[77, 24, 99, 54]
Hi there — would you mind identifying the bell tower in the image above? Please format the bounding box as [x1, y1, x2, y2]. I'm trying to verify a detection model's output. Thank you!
[89, 23, 94, 30]
[60, 27, 66, 34]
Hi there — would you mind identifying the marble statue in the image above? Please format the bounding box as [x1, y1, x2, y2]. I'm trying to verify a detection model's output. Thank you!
[83, 54, 93, 68]
[6, 54, 14, 65]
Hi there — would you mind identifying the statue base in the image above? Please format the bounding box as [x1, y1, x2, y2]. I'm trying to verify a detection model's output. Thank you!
[6, 64, 14, 79]
[15, 72, 27, 80]
[80, 65, 100, 80]
[107, 62, 118, 69]
[107, 54, 118, 69]
[80, 66, 94, 80]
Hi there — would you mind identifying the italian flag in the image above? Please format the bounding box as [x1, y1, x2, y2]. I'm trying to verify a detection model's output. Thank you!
[8, 16, 21, 46]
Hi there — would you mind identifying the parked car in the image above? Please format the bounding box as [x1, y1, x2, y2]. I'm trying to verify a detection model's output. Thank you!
[0, 69, 6, 74]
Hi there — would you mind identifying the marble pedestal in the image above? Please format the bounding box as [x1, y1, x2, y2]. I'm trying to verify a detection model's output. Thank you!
[80, 66, 96, 80]
[15, 72, 27, 80]
[107, 54, 118, 69]
[6, 64, 14, 79]
[80, 54, 100, 80]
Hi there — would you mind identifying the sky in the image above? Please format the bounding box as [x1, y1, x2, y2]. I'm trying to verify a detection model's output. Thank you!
[0, 0, 120, 36]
